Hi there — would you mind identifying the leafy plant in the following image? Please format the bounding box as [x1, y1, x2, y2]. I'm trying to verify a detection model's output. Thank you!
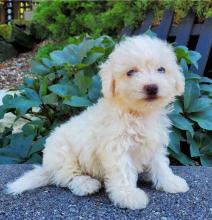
[0, 35, 211, 166]
[168, 46, 212, 166]
[0, 35, 115, 164]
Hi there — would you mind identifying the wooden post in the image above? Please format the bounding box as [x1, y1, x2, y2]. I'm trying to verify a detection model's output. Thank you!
[0, 0, 6, 24]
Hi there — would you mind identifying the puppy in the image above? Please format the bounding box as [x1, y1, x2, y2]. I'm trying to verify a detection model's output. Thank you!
[7, 35, 189, 210]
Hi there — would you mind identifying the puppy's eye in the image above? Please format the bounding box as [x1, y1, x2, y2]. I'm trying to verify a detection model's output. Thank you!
[127, 69, 136, 77]
[157, 67, 166, 73]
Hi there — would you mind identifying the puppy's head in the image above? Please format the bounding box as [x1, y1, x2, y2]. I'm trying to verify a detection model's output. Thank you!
[100, 35, 185, 114]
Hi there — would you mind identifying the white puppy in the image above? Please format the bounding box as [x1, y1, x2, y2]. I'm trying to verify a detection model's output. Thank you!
[7, 35, 189, 210]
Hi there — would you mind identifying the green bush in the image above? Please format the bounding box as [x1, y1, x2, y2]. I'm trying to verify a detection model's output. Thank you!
[0, 35, 211, 166]
[32, 0, 212, 41]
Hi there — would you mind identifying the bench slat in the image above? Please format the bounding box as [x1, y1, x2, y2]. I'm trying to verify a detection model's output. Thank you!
[175, 13, 195, 46]
[134, 12, 154, 35]
[155, 10, 174, 39]
[190, 18, 212, 75]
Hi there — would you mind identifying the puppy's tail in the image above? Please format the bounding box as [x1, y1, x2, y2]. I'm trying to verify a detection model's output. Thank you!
[6, 165, 51, 195]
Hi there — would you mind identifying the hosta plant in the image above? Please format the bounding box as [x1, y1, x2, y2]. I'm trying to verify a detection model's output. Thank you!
[0, 35, 211, 166]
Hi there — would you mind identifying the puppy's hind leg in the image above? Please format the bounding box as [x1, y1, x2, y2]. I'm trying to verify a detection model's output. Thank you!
[52, 159, 101, 196]
[68, 175, 101, 196]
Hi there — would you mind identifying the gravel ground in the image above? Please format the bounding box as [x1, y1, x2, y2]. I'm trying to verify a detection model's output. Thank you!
[0, 165, 211, 220]
[0, 51, 34, 90]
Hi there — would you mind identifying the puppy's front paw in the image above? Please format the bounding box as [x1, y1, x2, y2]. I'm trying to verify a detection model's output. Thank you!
[110, 188, 149, 210]
[157, 175, 189, 193]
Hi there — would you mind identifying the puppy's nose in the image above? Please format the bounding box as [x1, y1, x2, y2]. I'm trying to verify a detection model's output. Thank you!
[144, 84, 158, 95]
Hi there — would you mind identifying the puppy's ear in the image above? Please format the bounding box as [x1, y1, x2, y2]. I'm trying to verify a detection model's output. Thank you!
[175, 67, 185, 96]
[99, 61, 115, 98]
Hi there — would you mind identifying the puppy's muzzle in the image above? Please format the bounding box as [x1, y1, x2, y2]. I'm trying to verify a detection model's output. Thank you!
[143, 84, 158, 100]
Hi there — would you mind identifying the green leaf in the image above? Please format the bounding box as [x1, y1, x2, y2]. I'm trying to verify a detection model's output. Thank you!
[188, 51, 201, 69]
[183, 80, 200, 111]
[23, 88, 40, 101]
[29, 136, 46, 156]
[63, 96, 92, 107]
[88, 75, 102, 101]
[0, 134, 34, 159]
[49, 83, 77, 97]
[172, 99, 183, 114]
[84, 52, 104, 65]
[200, 77, 212, 84]
[180, 58, 188, 73]
[200, 155, 212, 166]
[42, 58, 53, 68]
[63, 44, 80, 64]
[50, 50, 71, 65]
[23, 77, 35, 88]
[0, 155, 23, 164]
[39, 76, 48, 97]
[187, 132, 201, 157]
[169, 132, 181, 154]
[74, 72, 92, 96]
[42, 93, 58, 104]
[169, 113, 194, 136]
[25, 153, 42, 164]
[200, 84, 212, 93]
[187, 97, 212, 113]
[31, 60, 49, 75]
[169, 148, 195, 165]
[189, 108, 212, 130]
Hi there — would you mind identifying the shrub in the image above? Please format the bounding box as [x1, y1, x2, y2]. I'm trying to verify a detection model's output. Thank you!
[0, 35, 211, 166]
[0, 35, 115, 163]
[32, 0, 212, 41]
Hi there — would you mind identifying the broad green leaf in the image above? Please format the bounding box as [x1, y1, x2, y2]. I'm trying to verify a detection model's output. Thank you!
[49, 83, 77, 97]
[39, 76, 48, 97]
[74, 72, 92, 96]
[184, 80, 200, 111]
[42, 58, 53, 68]
[25, 153, 42, 164]
[187, 97, 212, 113]
[88, 75, 102, 101]
[169, 113, 194, 136]
[42, 93, 58, 104]
[184, 72, 201, 80]
[180, 58, 188, 73]
[23, 77, 34, 88]
[63, 96, 92, 107]
[200, 77, 212, 84]
[29, 136, 46, 156]
[23, 88, 40, 101]
[63, 44, 80, 64]
[189, 108, 212, 130]
[50, 50, 71, 65]
[84, 52, 104, 65]
[200, 84, 212, 93]
[31, 60, 49, 75]
[200, 155, 212, 166]
[188, 51, 201, 69]
[0, 134, 34, 159]
[169, 132, 181, 154]
[187, 132, 201, 157]
[172, 99, 183, 114]
[169, 148, 195, 165]
[0, 155, 22, 164]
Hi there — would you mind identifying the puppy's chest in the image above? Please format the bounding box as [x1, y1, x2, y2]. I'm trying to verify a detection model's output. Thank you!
[125, 117, 165, 168]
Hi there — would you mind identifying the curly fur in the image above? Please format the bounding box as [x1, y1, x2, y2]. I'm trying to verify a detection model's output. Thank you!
[6, 35, 189, 210]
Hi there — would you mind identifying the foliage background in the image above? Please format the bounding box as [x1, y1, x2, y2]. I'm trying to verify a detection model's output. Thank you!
[33, 0, 212, 41]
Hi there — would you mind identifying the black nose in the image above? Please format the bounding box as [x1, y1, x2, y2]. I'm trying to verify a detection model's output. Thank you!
[144, 84, 158, 96]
